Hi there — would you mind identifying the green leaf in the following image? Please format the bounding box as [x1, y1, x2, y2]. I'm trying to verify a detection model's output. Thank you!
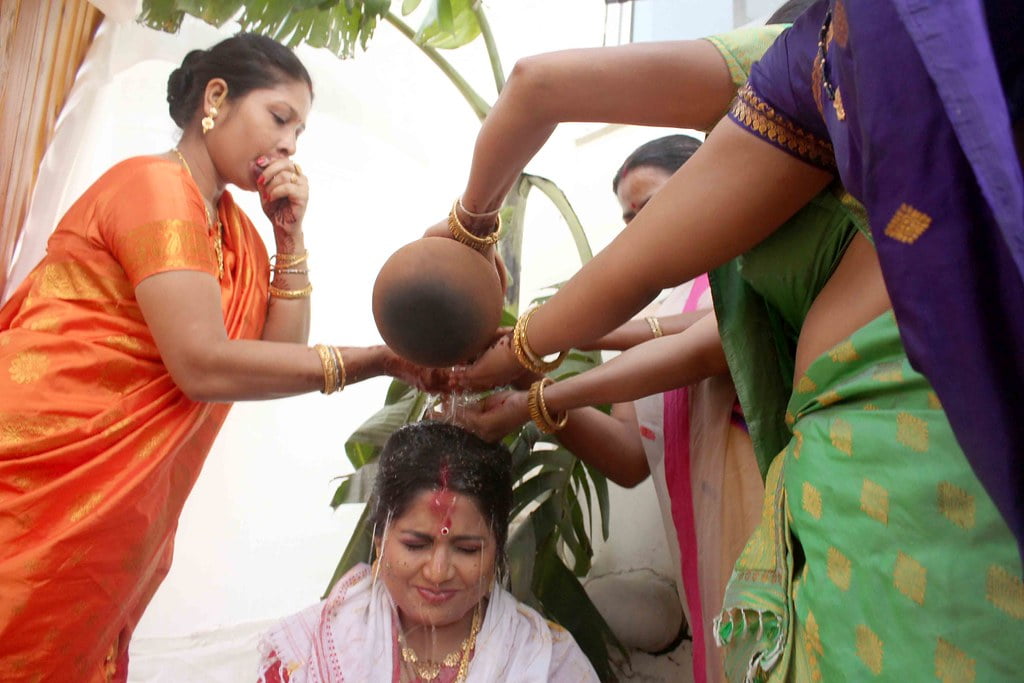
[384, 379, 414, 405]
[323, 503, 375, 597]
[344, 388, 426, 469]
[414, 0, 480, 49]
[522, 173, 594, 264]
[401, 0, 422, 15]
[584, 463, 612, 541]
[531, 538, 623, 681]
[329, 463, 378, 508]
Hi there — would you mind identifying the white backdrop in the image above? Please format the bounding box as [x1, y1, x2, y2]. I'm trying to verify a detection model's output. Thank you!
[6, 1, 741, 678]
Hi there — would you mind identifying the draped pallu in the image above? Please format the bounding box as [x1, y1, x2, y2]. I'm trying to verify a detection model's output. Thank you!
[0, 157, 268, 680]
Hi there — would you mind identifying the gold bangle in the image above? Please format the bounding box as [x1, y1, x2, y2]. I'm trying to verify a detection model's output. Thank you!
[646, 316, 663, 339]
[512, 307, 567, 374]
[330, 346, 347, 392]
[269, 283, 313, 299]
[272, 251, 308, 268]
[527, 378, 567, 433]
[448, 199, 500, 252]
[314, 344, 339, 394]
[272, 267, 309, 275]
[457, 196, 501, 219]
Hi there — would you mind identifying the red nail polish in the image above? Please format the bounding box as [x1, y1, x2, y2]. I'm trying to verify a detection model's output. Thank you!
[257, 175, 265, 187]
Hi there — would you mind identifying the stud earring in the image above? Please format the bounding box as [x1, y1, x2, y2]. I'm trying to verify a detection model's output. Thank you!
[201, 106, 218, 135]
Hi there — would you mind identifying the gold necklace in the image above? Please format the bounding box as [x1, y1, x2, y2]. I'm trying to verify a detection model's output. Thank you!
[398, 607, 481, 682]
[171, 148, 224, 278]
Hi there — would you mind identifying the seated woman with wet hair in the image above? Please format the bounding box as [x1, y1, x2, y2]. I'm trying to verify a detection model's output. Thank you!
[257, 421, 597, 682]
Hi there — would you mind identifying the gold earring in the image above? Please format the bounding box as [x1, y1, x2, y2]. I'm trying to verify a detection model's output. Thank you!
[201, 105, 218, 135]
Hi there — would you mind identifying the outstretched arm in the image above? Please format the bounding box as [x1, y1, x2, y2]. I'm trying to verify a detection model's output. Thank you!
[135, 271, 446, 402]
[456, 40, 738, 216]
[459, 121, 832, 390]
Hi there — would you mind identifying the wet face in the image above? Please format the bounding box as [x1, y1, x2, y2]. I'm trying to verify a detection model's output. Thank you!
[376, 488, 497, 630]
[616, 165, 673, 224]
[205, 79, 312, 191]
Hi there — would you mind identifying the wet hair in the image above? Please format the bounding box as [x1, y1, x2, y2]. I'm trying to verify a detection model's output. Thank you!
[611, 134, 702, 193]
[370, 422, 514, 570]
[767, 0, 816, 24]
[166, 32, 313, 129]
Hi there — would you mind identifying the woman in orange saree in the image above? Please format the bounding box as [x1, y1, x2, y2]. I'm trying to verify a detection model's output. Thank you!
[0, 34, 441, 682]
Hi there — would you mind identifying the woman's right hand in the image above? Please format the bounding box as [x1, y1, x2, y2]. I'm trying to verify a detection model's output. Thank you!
[453, 333, 528, 392]
[440, 389, 530, 443]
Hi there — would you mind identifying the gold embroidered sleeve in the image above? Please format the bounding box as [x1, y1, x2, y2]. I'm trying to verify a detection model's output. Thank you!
[115, 219, 219, 286]
[729, 83, 836, 172]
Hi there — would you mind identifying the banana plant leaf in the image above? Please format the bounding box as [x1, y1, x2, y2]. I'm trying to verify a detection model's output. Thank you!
[414, 0, 481, 50]
[139, 0, 389, 58]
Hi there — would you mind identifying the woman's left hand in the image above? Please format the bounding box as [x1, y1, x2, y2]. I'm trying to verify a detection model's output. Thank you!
[381, 348, 457, 394]
[258, 157, 308, 235]
[434, 390, 529, 442]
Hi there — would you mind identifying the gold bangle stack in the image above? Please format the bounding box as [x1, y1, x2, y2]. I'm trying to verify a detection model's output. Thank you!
[512, 307, 567, 374]
[269, 283, 313, 299]
[646, 316, 663, 339]
[448, 199, 500, 252]
[272, 251, 308, 269]
[314, 344, 346, 394]
[527, 378, 568, 433]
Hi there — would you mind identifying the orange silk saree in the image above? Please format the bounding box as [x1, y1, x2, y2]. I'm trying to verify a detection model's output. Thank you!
[0, 157, 269, 681]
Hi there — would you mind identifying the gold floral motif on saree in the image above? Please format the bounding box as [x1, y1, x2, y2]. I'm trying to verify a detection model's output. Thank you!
[855, 624, 884, 675]
[985, 566, 1024, 619]
[860, 479, 889, 525]
[731, 84, 837, 170]
[68, 491, 105, 523]
[893, 551, 927, 605]
[937, 481, 976, 530]
[884, 203, 933, 244]
[935, 637, 976, 683]
[827, 546, 852, 591]
[8, 350, 49, 384]
[118, 219, 218, 281]
[802, 481, 823, 520]
[830, 417, 853, 455]
[896, 412, 929, 452]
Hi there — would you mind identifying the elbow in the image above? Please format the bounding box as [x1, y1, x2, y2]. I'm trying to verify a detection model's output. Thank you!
[612, 467, 649, 489]
[163, 346, 232, 403]
[505, 55, 557, 123]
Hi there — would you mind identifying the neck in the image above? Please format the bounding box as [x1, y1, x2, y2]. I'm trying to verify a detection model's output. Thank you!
[399, 602, 482, 661]
[174, 136, 225, 208]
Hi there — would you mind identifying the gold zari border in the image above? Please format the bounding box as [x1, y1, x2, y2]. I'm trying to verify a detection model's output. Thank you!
[730, 84, 836, 171]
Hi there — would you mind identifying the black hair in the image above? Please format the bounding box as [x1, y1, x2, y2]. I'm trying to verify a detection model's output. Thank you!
[166, 32, 313, 129]
[612, 134, 702, 193]
[370, 422, 514, 570]
[767, 0, 816, 24]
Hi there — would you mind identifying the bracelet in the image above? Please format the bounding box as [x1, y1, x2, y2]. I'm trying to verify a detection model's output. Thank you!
[269, 283, 313, 299]
[646, 316, 663, 339]
[457, 196, 501, 219]
[314, 344, 340, 394]
[512, 307, 567, 374]
[527, 378, 568, 433]
[330, 345, 347, 392]
[448, 199, 500, 252]
[272, 267, 309, 275]
[272, 251, 308, 268]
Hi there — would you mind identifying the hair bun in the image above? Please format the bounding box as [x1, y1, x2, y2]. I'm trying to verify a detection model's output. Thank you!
[167, 49, 206, 126]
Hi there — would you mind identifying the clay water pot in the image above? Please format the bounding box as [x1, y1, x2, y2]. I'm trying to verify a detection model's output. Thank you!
[372, 237, 503, 368]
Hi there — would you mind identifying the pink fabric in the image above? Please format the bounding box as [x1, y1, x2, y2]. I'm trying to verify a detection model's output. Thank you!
[663, 272, 710, 683]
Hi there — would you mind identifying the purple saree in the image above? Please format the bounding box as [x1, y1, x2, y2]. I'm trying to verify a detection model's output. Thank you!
[730, 0, 1024, 554]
